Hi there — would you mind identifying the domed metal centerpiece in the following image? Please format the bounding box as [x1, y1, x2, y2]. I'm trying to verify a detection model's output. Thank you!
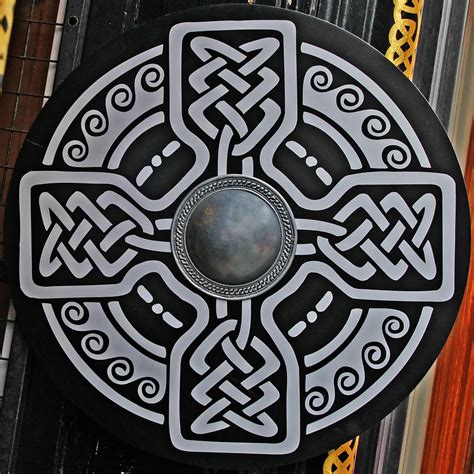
[172, 175, 297, 299]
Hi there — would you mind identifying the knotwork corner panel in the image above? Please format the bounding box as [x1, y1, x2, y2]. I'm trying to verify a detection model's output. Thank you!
[5, 5, 469, 470]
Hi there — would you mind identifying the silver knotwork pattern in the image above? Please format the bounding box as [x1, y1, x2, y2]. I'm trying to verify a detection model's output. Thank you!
[185, 35, 283, 166]
[39, 189, 152, 280]
[7, 6, 468, 469]
[320, 191, 436, 282]
[189, 315, 280, 438]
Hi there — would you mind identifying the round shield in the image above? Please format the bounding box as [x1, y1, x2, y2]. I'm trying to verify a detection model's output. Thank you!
[5, 5, 470, 469]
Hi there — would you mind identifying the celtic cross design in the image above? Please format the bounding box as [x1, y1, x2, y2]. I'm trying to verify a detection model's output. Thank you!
[8, 8, 468, 468]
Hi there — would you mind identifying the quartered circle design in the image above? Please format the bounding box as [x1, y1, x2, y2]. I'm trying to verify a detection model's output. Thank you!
[5, 5, 470, 469]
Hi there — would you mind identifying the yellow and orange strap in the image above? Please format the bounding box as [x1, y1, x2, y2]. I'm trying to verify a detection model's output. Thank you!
[385, 0, 424, 79]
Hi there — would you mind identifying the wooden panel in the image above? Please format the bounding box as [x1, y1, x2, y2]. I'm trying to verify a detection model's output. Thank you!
[0, 0, 59, 392]
[421, 121, 474, 474]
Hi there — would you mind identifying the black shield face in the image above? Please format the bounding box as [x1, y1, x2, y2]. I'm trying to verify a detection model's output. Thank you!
[5, 5, 470, 470]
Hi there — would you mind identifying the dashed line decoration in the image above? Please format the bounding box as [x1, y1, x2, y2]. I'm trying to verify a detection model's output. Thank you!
[288, 291, 334, 338]
[136, 140, 181, 187]
[286, 140, 333, 186]
[137, 284, 183, 329]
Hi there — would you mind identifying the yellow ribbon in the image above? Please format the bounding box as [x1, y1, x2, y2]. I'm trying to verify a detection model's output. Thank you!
[323, 437, 360, 474]
[385, 0, 424, 79]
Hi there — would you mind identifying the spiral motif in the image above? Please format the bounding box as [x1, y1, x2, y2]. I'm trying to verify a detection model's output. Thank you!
[138, 378, 162, 404]
[108, 84, 134, 112]
[363, 342, 389, 369]
[62, 139, 88, 162]
[61, 302, 88, 328]
[138, 63, 164, 92]
[81, 110, 108, 137]
[336, 367, 362, 395]
[81, 332, 108, 358]
[362, 113, 391, 138]
[310, 65, 333, 91]
[383, 314, 410, 338]
[107, 358, 134, 384]
[383, 144, 412, 169]
[335, 85, 364, 111]
[305, 387, 332, 415]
